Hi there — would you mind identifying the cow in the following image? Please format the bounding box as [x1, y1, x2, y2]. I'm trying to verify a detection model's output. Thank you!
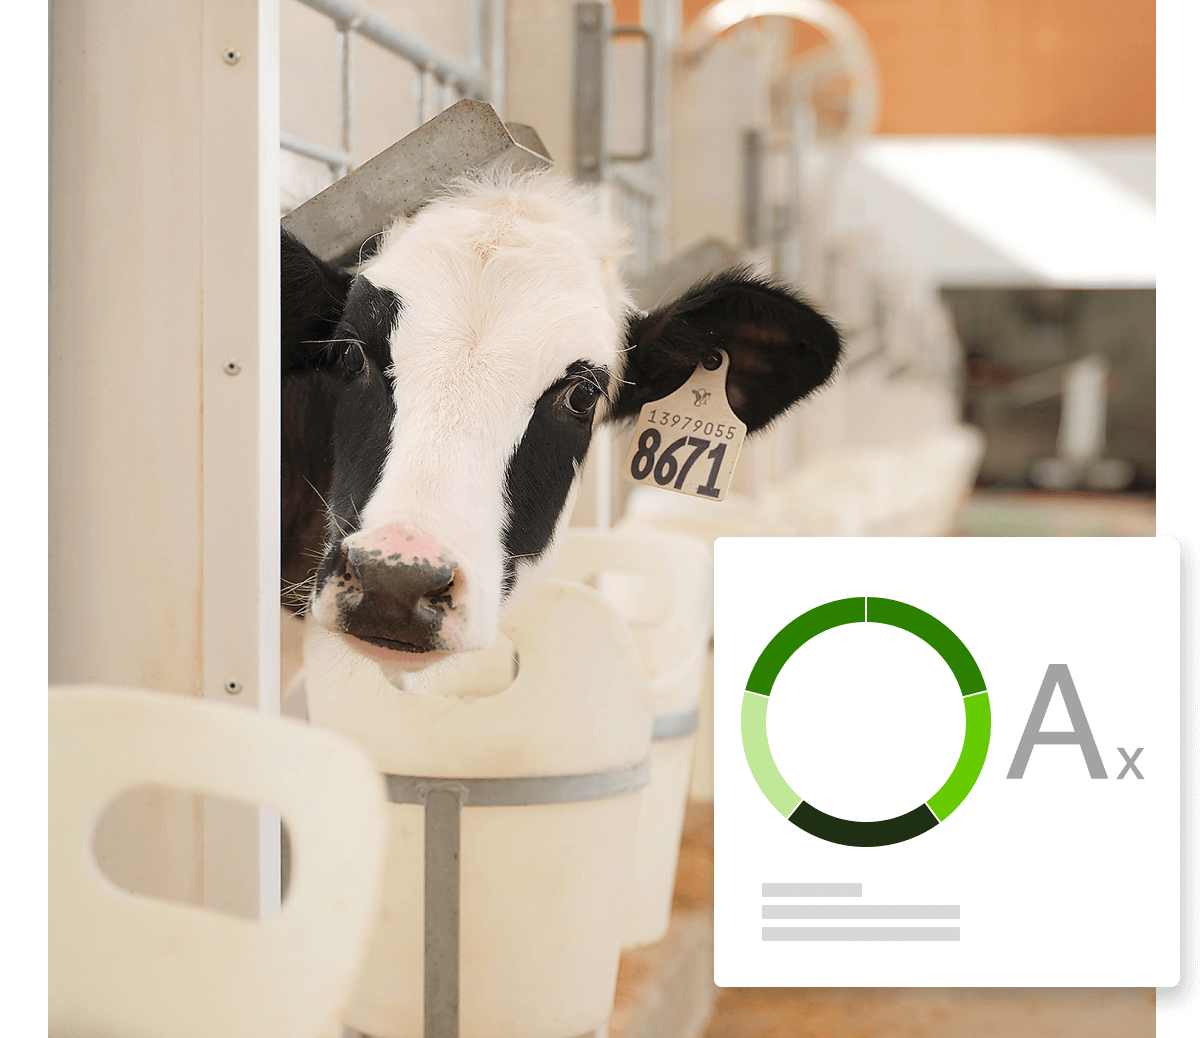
[281, 170, 841, 690]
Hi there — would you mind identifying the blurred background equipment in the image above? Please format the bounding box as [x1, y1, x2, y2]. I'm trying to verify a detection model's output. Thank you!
[949, 287, 1155, 491]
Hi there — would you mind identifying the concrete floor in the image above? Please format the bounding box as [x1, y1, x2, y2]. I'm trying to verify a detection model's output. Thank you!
[955, 490, 1155, 538]
[704, 984, 1154, 1038]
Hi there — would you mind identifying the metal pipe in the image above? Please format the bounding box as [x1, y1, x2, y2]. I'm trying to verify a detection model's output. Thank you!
[489, 0, 507, 119]
[678, 0, 880, 138]
[336, 22, 356, 165]
[609, 25, 654, 163]
[280, 132, 353, 177]
[297, 0, 488, 98]
[412, 66, 425, 127]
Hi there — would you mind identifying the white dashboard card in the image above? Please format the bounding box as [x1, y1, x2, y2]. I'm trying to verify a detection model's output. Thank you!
[713, 537, 1179, 987]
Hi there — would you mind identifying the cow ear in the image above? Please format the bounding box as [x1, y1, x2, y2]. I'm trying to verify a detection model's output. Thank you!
[607, 269, 842, 433]
[281, 229, 354, 374]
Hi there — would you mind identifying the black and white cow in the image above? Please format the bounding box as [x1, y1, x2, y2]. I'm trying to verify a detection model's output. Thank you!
[282, 171, 841, 688]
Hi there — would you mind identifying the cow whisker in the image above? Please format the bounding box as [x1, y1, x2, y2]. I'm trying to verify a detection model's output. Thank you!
[502, 551, 546, 563]
[357, 230, 387, 268]
[303, 478, 357, 537]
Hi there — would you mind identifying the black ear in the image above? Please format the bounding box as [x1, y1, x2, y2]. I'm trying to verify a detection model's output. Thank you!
[281, 228, 354, 374]
[608, 269, 842, 433]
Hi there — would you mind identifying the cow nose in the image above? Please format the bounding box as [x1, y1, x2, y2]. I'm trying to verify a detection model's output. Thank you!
[348, 546, 458, 614]
[325, 526, 465, 653]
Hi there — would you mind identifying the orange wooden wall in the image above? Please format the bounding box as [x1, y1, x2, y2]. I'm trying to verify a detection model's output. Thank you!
[674, 0, 1154, 134]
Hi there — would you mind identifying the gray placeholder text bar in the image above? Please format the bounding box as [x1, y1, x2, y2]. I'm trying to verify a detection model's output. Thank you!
[762, 883, 862, 897]
[763, 905, 960, 919]
[763, 927, 960, 942]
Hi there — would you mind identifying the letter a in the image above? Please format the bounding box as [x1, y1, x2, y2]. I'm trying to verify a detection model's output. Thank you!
[1007, 664, 1108, 779]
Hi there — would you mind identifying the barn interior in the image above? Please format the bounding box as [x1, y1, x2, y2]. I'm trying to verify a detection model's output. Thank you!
[47, 2, 1164, 1038]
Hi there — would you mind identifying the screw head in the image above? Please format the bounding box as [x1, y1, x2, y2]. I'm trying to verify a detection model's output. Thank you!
[580, 152, 598, 169]
[224, 679, 243, 696]
[580, 9, 599, 28]
[222, 48, 242, 66]
[223, 359, 242, 376]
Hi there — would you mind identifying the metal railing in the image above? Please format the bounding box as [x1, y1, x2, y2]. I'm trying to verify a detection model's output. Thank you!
[282, 0, 504, 180]
[572, 1, 668, 281]
[611, 169, 658, 279]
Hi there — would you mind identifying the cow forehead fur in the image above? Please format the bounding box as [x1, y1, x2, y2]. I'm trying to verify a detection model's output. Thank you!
[362, 172, 633, 401]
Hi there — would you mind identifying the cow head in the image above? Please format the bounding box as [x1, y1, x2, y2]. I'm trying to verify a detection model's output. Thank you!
[282, 171, 841, 685]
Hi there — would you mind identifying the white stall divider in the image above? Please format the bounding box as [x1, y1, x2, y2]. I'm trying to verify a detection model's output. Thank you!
[761, 424, 986, 537]
[550, 529, 712, 948]
[49, 685, 386, 1038]
[621, 485, 794, 543]
[305, 579, 654, 1038]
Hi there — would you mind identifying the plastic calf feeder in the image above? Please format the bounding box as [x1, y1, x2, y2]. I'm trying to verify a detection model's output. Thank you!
[49, 685, 387, 1038]
[618, 496, 788, 804]
[549, 529, 713, 948]
[621, 486, 794, 543]
[305, 579, 654, 1038]
[760, 425, 986, 536]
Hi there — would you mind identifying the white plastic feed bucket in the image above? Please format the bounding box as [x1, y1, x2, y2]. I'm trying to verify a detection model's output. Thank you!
[49, 685, 386, 1038]
[305, 579, 654, 1038]
[760, 425, 986, 536]
[620, 494, 792, 807]
[551, 529, 712, 948]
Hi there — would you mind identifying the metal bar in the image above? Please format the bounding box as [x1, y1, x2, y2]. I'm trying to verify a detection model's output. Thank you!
[350, 764, 617, 1038]
[424, 786, 462, 1038]
[337, 21, 357, 166]
[469, 0, 483, 73]
[594, 425, 613, 528]
[742, 128, 763, 249]
[488, 0, 507, 119]
[404, 758, 649, 1038]
[652, 708, 699, 740]
[281, 100, 551, 267]
[422, 63, 436, 122]
[572, 2, 608, 182]
[279, 132, 352, 174]
[297, 0, 488, 98]
[412, 66, 425, 127]
[385, 757, 651, 807]
[609, 25, 653, 163]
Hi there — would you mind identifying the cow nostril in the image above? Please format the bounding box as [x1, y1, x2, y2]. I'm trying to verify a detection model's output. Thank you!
[328, 545, 361, 590]
[424, 573, 457, 609]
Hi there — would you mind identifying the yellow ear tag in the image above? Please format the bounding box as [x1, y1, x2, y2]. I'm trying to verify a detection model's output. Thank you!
[621, 349, 746, 502]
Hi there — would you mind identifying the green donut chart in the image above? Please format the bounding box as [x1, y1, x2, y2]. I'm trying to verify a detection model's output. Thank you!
[742, 596, 991, 848]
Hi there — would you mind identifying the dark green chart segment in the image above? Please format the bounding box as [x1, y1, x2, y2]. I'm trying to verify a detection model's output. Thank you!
[741, 596, 991, 848]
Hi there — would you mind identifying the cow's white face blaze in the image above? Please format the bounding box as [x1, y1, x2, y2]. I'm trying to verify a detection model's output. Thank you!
[304, 175, 632, 681]
[282, 170, 844, 688]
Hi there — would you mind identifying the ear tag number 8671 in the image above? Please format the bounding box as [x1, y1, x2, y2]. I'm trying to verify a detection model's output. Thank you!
[622, 349, 747, 502]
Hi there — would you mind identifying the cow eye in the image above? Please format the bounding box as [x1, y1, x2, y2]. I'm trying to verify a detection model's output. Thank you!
[565, 379, 600, 417]
[342, 342, 365, 374]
